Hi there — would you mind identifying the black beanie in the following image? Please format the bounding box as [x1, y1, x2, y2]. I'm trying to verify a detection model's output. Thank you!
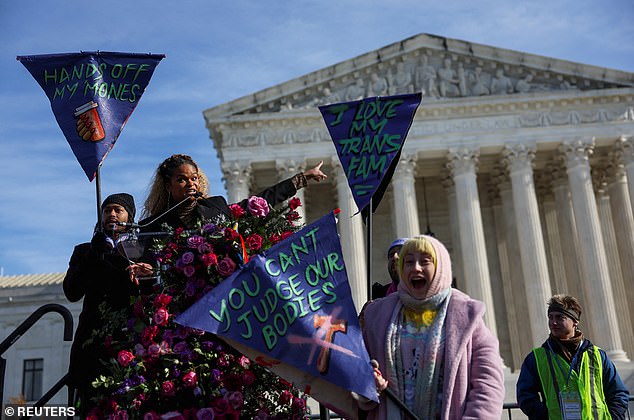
[102, 193, 136, 222]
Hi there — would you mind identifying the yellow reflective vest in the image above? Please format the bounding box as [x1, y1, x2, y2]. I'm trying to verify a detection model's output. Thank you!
[533, 345, 611, 419]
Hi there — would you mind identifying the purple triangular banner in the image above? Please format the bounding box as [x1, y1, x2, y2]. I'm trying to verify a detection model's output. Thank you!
[176, 212, 378, 416]
[319, 93, 421, 214]
[17, 51, 165, 180]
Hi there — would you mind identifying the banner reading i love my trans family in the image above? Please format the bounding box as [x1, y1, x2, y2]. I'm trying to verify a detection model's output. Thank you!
[17, 52, 164, 180]
[319, 92, 421, 214]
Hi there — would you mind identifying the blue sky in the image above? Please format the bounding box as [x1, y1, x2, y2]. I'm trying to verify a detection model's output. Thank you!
[1, 0, 633, 276]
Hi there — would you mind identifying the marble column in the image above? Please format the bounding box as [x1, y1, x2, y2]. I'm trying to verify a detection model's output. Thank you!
[534, 171, 568, 295]
[441, 173, 464, 288]
[615, 135, 634, 213]
[275, 159, 306, 224]
[446, 147, 497, 335]
[496, 168, 534, 354]
[501, 144, 552, 345]
[221, 160, 252, 203]
[489, 182, 521, 369]
[391, 153, 420, 237]
[559, 139, 627, 361]
[332, 158, 367, 311]
[550, 164, 585, 305]
[593, 166, 634, 358]
[605, 155, 634, 332]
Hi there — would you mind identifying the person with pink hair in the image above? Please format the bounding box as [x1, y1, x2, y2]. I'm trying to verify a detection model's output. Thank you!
[359, 235, 504, 419]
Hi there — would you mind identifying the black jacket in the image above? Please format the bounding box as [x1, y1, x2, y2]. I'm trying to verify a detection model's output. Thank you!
[63, 242, 138, 390]
[139, 177, 298, 233]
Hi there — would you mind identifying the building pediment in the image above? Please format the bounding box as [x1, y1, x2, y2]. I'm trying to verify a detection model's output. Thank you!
[203, 33, 634, 122]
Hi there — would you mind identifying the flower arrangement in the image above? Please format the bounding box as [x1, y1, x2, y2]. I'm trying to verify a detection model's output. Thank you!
[87, 196, 308, 419]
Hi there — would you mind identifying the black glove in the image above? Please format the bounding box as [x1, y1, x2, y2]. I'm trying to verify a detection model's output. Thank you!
[90, 231, 115, 254]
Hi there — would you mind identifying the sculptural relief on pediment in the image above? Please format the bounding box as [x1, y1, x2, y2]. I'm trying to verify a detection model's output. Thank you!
[250, 51, 631, 115]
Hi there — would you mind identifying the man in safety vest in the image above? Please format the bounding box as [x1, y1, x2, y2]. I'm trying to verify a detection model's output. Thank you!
[516, 294, 629, 419]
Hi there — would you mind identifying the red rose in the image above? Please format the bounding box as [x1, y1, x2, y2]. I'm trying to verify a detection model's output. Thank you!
[279, 390, 293, 406]
[246, 233, 263, 251]
[217, 256, 237, 277]
[161, 380, 176, 396]
[269, 233, 281, 244]
[153, 308, 170, 326]
[212, 397, 230, 416]
[286, 211, 300, 222]
[152, 293, 172, 309]
[224, 228, 240, 241]
[141, 325, 159, 346]
[241, 370, 256, 386]
[117, 350, 135, 367]
[291, 396, 307, 412]
[288, 197, 301, 210]
[226, 391, 244, 409]
[281, 231, 293, 240]
[202, 253, 218, 267]
[182, 370, 198, 388]
[229, 204, 246, 219]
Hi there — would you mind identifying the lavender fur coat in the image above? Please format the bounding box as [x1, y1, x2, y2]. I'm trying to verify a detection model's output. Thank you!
[361, 289, 505, 419]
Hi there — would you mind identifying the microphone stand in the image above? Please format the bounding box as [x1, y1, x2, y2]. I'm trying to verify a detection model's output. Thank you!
[116, 193, 202, 230]
[114, 194, 202, 285]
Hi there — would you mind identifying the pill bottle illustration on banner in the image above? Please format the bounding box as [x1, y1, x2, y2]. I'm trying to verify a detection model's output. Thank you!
[74, 101, 105, 142]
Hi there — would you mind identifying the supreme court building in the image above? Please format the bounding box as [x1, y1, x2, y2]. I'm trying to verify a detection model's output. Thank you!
[203, 33, 634, 370]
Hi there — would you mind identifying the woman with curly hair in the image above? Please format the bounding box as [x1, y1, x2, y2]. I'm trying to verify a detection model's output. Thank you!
[140, 154, 326, 231]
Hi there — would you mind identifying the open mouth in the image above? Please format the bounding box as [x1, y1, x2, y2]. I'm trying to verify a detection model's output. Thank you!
[409, 277, 428, 290]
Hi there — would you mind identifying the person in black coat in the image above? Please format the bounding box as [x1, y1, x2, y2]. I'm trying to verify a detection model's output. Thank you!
[139, 154, 327, 232]
[63, 193, 152, 412]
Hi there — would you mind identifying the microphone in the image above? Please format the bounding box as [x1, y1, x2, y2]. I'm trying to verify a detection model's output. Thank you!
[119, 192, 205, 230]
[116, 221, 141, 228]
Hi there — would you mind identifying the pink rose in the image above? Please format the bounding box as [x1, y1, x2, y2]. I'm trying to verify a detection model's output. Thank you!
[117, 350, 134, 367]
[182, 370, 198, 388]
[247, 196, 270, 218]
[161, 380, 176, 396]
[217, 256, 237, 277]
[245, 234, 263, 252]
[238, 355, 250, 368]
[143, 411, 160, 420]
[187, 235, 205, 249]
[153, 308, 170, 326]
[229, 203, 246, 219]
[147, 341, 169, 357]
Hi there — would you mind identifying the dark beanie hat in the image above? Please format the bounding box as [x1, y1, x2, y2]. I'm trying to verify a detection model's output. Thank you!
[102, 193, 136, 222]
